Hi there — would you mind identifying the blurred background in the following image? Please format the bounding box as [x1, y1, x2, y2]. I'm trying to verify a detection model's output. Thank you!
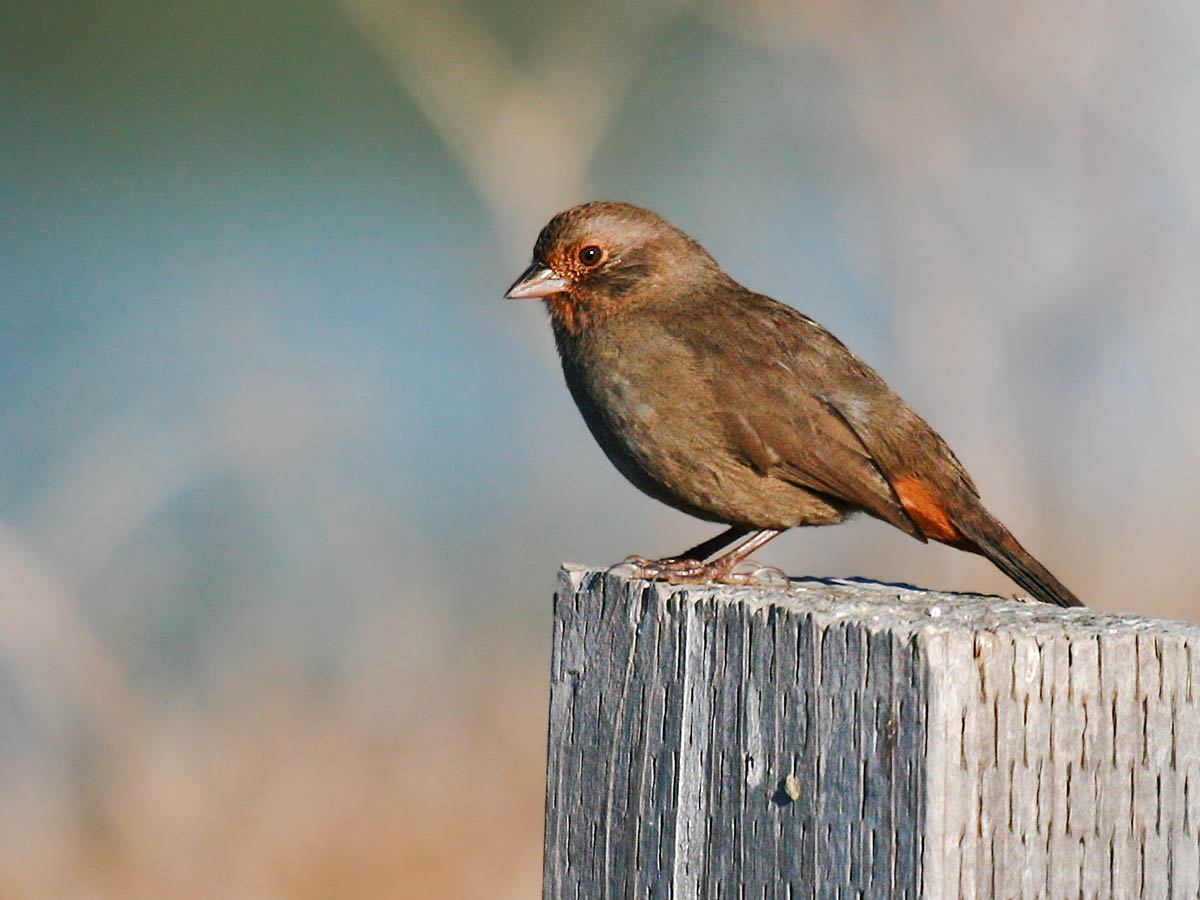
[2, 0, 1198, 895]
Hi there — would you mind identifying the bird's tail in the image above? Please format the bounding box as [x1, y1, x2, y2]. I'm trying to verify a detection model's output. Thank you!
[956, 513, 1082, 608]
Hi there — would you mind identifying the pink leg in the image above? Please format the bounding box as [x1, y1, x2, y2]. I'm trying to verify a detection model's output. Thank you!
[677, 526, 748, 561]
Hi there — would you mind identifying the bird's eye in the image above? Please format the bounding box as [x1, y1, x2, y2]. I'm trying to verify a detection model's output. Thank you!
[578, 245, 604, 267]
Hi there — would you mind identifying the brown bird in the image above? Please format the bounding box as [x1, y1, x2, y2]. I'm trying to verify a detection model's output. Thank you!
[506, 201, 1081, 607]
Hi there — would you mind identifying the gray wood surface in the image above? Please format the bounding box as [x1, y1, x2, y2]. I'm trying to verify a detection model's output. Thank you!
[543, 565, 1200, 900]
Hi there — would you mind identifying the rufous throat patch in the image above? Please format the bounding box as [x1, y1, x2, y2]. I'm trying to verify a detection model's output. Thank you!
[548, 295, 580, 336]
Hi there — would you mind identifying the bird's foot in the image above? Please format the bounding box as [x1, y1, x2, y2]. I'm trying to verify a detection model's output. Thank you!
[615, 556, 788, 587]
[617, 556, 710, 583]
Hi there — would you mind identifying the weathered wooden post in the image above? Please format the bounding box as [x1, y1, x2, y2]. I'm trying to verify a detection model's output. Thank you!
[543, 565, 1200, 900]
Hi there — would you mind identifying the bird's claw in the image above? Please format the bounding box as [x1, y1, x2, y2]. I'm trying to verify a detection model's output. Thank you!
[615, 556, 788, 587]
[721, 559, 789, 587]
[617, 556, 710, 583]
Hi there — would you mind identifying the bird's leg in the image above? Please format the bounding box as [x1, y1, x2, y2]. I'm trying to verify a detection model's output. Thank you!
[620, 528, 786, 586]
[705, 528, 785, 584]
[678, 526, 749, 561]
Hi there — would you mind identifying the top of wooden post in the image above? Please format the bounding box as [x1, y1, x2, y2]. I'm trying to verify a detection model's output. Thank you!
[559, 562, 1196, 639]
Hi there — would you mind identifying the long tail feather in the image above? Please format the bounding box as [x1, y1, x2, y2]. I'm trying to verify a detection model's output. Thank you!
[957, 514, 1082, 608]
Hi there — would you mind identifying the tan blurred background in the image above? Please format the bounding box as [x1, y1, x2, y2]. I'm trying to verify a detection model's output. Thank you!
[1, 0, 1197, 896]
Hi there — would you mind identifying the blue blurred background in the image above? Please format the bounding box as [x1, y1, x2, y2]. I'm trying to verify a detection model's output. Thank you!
[2, 0, 1198, 895]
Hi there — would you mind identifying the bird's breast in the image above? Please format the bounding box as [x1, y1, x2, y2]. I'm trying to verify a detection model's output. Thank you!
[559, 326, 768, 524]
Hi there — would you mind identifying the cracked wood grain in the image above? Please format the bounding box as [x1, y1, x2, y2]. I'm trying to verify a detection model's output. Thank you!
[543, 566, 1200, 899]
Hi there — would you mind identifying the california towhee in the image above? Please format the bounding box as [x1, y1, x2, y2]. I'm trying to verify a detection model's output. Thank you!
[506, 201, 1081, 607]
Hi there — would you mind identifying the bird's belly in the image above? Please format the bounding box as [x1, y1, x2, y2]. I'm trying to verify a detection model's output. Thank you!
[577, 370, 844, 530]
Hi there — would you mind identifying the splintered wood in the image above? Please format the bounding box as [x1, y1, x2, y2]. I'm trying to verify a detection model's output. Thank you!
[543, 566, 1200, 900]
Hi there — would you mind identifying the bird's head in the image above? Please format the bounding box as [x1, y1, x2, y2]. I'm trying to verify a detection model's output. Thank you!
[505, 201, 722, 336]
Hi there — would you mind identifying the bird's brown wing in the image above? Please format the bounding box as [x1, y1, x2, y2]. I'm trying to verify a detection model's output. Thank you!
[779, 311, 980, 499]
[713, 380, 924, 539]
[687, 289, 979, 539]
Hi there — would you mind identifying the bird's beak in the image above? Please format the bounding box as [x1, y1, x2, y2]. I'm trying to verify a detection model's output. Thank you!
[505, 263, 570, 299]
